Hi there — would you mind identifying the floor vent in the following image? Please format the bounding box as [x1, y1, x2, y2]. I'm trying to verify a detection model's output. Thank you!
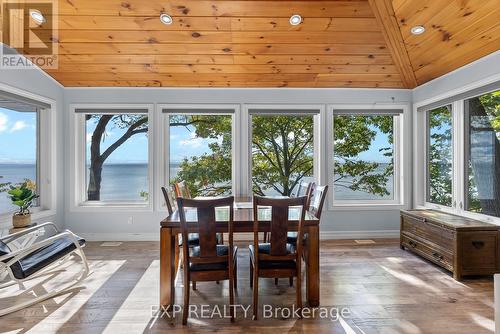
[354, 239, 376, 245]
[100, 242, 123, 247]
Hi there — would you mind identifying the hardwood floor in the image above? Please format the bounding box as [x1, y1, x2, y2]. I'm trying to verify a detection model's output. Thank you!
[0, 239, 494, 333]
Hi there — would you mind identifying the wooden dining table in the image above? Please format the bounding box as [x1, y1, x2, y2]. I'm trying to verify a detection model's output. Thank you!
[159, 197, 320, 307]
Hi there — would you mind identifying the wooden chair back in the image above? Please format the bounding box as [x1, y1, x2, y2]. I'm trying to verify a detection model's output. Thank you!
[174, 181, 191, 199]
[161, 186, 175, 215]
[295, 181, 315, 209]
[177, 196, 234, 266]
[310, 185, 328, 219]
[253, 196, 307, 260]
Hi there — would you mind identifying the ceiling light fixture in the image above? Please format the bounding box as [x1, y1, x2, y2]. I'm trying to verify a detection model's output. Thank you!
[30, 10, 45, 24]
[289, 14, 302, 26]
[410, 25, 425, 35]
[160, 13, 173, 25]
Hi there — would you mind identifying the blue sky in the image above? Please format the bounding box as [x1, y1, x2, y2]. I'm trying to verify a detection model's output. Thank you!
[356, 128, 392, 163]
[0, 108, 37, 163]
[86, 118, 149, 164]
[170, 124, 218, 163]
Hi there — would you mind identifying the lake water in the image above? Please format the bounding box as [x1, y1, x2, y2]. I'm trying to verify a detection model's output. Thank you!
[0, 162, 393, 213]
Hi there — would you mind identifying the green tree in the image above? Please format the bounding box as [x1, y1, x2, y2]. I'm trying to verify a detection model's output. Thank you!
[172, 114, 394, 198]
[86, 113, 399, 200]
[428, 107, 453, 206]
[171, 115, 233, 197]
[252, 115, 313, 196]
[333, 115, 394, 197]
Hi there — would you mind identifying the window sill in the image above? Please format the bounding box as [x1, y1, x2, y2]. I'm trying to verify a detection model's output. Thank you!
[70, 201, 153, 213]
[329, 203, 406, 211]
[0, 209, 56, 228]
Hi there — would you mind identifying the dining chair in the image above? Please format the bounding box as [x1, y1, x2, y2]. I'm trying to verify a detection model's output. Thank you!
[161, 186, 175, 215]
[164, 186, 224, 289]
[249, 195, 308, 320]
[263, 182, 314, 245]
[287, 185, 328, 246]
[177, 196, 238, 325]
[295, 181, 315, 208]
[172, 181, 224, 246]
[173, 180, 191, 199]
[286, 185, 328, 284]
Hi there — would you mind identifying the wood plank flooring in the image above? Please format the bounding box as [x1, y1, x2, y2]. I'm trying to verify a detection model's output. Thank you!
[0, 239, 494, 333]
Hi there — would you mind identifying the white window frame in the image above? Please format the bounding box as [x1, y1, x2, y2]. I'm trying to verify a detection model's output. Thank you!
[422, 103, 457, 211]
[244, 104, 326, 198]
[328, 104, 409, 210]
[414, 76, 500, 225]
[0, 83, 57, 224]
[69, 104, 154, 212]
[157, 104, 240, 211]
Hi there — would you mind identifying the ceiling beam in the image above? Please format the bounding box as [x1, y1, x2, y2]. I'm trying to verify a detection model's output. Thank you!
[368, 0, 417, 88]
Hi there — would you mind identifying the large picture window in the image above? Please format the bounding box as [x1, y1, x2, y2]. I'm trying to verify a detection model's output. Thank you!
[426, 105, 453, 207]
[83, 112, 149, 203]
[333, 113, 398, 202]
[0, 107, 38, 214]
[251, 113, 314, 196]
[465, 90, 500, 217]
[167, 113, 233, 197]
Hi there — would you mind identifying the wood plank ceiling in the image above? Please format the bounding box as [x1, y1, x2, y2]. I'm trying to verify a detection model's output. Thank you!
[10, 0, 500, 88]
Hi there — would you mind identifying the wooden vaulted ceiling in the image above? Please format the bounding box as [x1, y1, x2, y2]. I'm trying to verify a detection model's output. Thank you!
[9, 0, 500, 88]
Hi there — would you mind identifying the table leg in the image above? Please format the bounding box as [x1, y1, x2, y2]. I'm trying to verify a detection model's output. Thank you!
[306, 225, 320, 307]
[160, 227, 176, 307]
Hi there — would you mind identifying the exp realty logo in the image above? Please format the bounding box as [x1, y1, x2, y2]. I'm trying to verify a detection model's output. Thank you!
[1, 0, 58, 69]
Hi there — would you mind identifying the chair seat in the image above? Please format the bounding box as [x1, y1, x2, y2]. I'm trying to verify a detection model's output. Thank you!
[179, 233, 223, 247]
[248, 243, 296, 269]
[189, 244, 238, 272]
[286, 232, 307, 246]
[1, 236, 85, 280]
[287, 232, 298, 245]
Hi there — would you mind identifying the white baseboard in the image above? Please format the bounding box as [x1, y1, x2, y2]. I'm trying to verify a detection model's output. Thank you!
[78, 230, 400, 242]
[319, 230, 400, 240]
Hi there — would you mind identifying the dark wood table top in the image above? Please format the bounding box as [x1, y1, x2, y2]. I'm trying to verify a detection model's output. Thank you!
[161, 197, 319, 232]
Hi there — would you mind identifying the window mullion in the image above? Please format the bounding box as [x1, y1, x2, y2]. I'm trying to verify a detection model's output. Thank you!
[453, 100, 465, 213]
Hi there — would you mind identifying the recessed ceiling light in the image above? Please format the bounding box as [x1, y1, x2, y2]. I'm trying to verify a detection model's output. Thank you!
[30, 10, 45, 24]
[410, 25, 425, 35]
[289, 14, 302, 26]
[160, 13, 173, 25]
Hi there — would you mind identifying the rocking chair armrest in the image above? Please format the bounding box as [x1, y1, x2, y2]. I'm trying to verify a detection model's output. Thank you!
[0, 222, 60, 243]
[0, 231, 80, 266]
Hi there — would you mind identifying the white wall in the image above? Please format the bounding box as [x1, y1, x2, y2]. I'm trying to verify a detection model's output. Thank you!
[63, 88, 412, 240]
[0, 68, 64, 228]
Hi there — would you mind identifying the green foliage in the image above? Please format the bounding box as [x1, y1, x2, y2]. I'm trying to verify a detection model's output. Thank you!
[334, 115, 394, 197]
[170, 115, 233, 197]
[252, 115, 313, 196]
[428, 106, 453, 206]
[139, 190, 149, 201]
[7, 181, 38, 215]
[172, 113, 396, 198]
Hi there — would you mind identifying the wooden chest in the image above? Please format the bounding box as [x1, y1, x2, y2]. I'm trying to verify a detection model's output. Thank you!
[400, 209, 500, 280]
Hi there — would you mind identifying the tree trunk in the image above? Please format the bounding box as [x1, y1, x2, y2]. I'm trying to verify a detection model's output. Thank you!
[87, 161, 103, 201]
